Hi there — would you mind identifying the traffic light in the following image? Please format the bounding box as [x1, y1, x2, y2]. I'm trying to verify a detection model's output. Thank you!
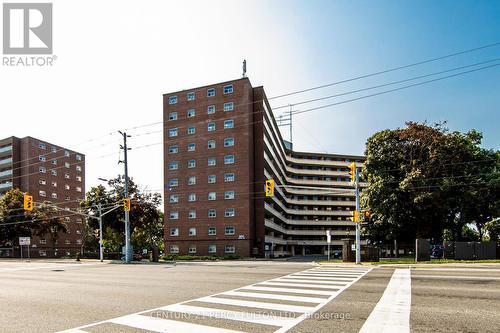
[123, 198, 131, 212]
[23, 194, 33, 212]
[265, 179, 275, 197]
[348, 162, 357, 182]
[351, 210, 360, 222]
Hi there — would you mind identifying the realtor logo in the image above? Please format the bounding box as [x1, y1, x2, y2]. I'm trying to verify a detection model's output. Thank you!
[3, 3, 52, 54]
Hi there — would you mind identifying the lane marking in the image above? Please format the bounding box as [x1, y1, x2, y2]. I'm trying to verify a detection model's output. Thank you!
[359, 268, 411, 333]
[274, 278, 347, 285]
[108, 314, 246, 333]
[57, 266, 372, 333]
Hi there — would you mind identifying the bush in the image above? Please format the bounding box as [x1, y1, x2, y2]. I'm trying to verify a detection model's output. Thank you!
[161, 254, 241, 261]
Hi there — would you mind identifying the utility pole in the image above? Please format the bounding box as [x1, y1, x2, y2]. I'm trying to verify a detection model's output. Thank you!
[119, 131, 131, 264]
[98, 203, 103, 262]
[355, 168, 361, 264]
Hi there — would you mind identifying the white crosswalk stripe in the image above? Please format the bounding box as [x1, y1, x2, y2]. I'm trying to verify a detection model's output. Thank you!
[56, 265, 372, 333]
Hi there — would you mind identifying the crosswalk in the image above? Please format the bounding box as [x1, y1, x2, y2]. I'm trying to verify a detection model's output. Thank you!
[58, 266, 373, 333]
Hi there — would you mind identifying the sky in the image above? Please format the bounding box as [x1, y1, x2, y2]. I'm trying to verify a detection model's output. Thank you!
[0, 0, 499, 202]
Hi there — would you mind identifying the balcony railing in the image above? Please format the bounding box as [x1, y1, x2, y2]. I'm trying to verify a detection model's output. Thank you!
[0, 182, 13, 190]
[0, 158, 13, 166]
[0, 169, 12, 178]
[0, 145, 12, 154]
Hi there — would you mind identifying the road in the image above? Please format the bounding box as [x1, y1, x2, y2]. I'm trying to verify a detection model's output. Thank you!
[0, 260, 499, 332]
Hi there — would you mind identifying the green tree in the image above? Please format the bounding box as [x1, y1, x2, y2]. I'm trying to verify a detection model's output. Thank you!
[0, 188, 67, 247]
[80, 176, 162, 253]
[485, 219, 500, 242]
[362, 122, 499, 243]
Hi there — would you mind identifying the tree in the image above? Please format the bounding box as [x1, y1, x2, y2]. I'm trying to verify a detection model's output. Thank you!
[80, 176, 162, 253]
[362, 121, 499, 243]
[0, 188, 67, 247]
[485, 219, 500, 242]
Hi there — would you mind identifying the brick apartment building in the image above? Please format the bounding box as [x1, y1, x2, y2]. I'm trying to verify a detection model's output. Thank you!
[0, 136, 85, 257]
[163, 78, 366, 257]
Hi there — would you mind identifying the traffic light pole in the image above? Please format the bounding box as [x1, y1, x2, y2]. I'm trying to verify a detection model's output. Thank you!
[98, 203, 103, 262]
[355, 168, 361, 264]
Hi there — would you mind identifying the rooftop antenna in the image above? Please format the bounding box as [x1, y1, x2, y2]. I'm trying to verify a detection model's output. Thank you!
[242, 59, 247, 78]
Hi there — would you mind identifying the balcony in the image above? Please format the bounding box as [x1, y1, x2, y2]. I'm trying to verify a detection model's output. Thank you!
[0, 158, 13, 166]
[0, 145, 12, 154]
[0, 182, 13, 190]
[0, 169, 12, 178]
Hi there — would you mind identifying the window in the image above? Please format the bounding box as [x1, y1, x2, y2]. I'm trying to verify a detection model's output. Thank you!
[170, 245, 179, 253]
[187, 92, 195, 101]
[188, 227, 197, 236]
[188, 193, 196, 202]
[224, 155, 235, 164]
[169, 195, 179, 203]
[169, 178, 179, 187]
[208, 227, 216, 236]
[189, 245, 197, 254]
[65, 240, 71, 245]
[225, 245, 235, 253]
[65, 173, 70, 179]
[76, 218, 82, 224]
[224, 191, 235, 200]
[65, 184, 70, 190]
[76, 154, 82, 161]
[169, 161, 179, 170]
[188, 210, 196, 219]
[187, 159, 196, 168]
[65, 195, 70, 201]
[64, 150, 70, 157]
[187, 143, 196, 152]
[207, 105, 215, 114]
[208, 157, 216, 166]
[208, 175, 216, 183]
[168, 95, 177, 104]
[64, 217, 71, 222]
[65, 162, 70, 168]
[169, 128, 178, 137]
[51, 146, 57, 153]
[51, 193, 57, 199]
[40, 239, 46, 245]
[169, 211, 179, 220]
[39, 155, 46, 162]
[169, 112, 178, 121]
[187, 109, 195, 118]
[223, 102, 234, 111]
[39, 166, 46, 173]
[208, 192, 216, 200]
[207, 122, 216, 132]
[224, 119, 234, 129]
[225, 226, 235, 235]
[39, 190, 46, 197]
[207, 88, 215, 97]
[76, 230, 82, 235]
[224, 173, 235, 182]
[51, 169, 57, 176]
[76, 176, 82, 182]
[187, 126, 196, 135]
[207, 140, 216, 149]
[169, 145, 178, 154]
[225, 208, 235, 217]
[51, 181, 57, 187]
[170, 228, 179, 236]
[39, 179, 46, 185]
[208, 245, 217, 253]
[51, 160, 57, 165]
[208, 209, 216, 218]
[188, 176, 196, 185]
[76, 187, 82, 192]
[39, 143, 46, 150]
[76, 165, 82, 172]
[223, 84, 234, 94]
[39, 250, 47, 256]
[224, 137, 234, 147]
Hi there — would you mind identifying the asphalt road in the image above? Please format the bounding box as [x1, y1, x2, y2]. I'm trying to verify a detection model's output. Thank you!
[0, 260, 499, 333]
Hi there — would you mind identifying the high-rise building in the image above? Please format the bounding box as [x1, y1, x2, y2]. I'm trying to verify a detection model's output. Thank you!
[0, 136, 85, 257]
[163, 78, 366, 257]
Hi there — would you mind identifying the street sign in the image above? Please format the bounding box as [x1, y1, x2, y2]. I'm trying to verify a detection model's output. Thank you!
[19, 237, 30, 246]
[326, 230, 331, 244]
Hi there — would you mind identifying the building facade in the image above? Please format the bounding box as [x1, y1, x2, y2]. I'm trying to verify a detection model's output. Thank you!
[163, 78, 365, 257]
[0, 136, 85, 257]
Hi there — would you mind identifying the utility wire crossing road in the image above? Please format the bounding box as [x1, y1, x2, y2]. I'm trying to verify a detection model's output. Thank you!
[58, 266, 373, 333]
